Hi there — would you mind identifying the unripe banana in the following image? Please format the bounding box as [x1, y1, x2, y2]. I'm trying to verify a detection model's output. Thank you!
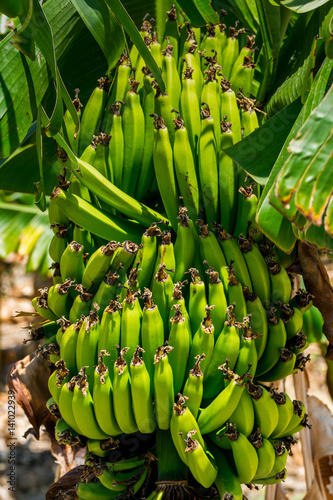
[183, 354, 205, 419]
[153, 230, 176, 281]
[250, 428, 276, 480]
[168, 280, 190, 323]
[92, 269, 120, 317]
[183, 430, 218, 488]
[224, 423, 259, 484]
[151, 114, 179, 229]
[230, 55, 256, 98]
[55, 418, 81, 446]
[58, 375, 82, 435]
[168, 304, 192, 393]
[153, 343, 175, 430]
[78, 77, 111, 155]
[47, 279, 73, 319]
[265, 257, 292, 304]
[60, 241, 85, 295]
[32, 288, 58, 321]
[233, 181, 259, 239]
[76, 307, 101, 388]
[203, 305, 241, 399]
[239, 236, 271, 305]
[220, 77, 242, 143]
[246, 378, 279, 438]
[203, 261, 227, 340]
[232, 34, 256, 76]
[93, 350, 122, 436]
[186, 267, 207, 335]
[130, 346, 156, 434]
[222, 25, 243, 79]
[242, 286, 268, 359]
[180, 61, 201, 159]
[69, 285, 93, 324]
[227, 263, 247, 323]
[270, 389, 295, 439]
[107, 101, 124, 190]
[98, 299, 122, 377]
[181, 43, 203, 101]
[151, 264, 174, 333]
[47, 359, 70, 405]
[172, 116, 200, 222]
[201, 68, 221, 149]
[108, 52, 131, 110]
[197, 367, 249, 434]
[136, 223, 161, 291]
[113, 347, 138, 434]
[233, 315, 259, 381]
[59, 318, 82, 373]
[122, 76, 145, 196]
[161, 41, 181, 112]
[120, 289, 142, 365]
[161, 5, 179, 62]
[257, 348, 296, 382]
[256, 308, 287, 377]
[188, 305, 215, 378]
[208, 442, 243, 500]
[82, 241, 119, 293]
[197, 221, 229, 290]
[72, 366, 109, 440]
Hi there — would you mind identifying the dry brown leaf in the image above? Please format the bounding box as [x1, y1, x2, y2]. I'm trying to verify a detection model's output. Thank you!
[6, 352, 53, 438]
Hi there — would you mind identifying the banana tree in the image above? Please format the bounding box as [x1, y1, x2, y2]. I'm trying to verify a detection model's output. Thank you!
[2, 0, 333, 499]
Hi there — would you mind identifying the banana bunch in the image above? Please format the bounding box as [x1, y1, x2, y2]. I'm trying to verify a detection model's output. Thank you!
[27, 5, 315, 498]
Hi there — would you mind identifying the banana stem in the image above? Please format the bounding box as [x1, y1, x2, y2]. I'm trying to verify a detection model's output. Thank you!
[155, 428, 188, 481]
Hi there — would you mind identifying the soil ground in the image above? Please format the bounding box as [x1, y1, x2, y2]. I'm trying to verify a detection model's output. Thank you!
[1, 256, 332, 500]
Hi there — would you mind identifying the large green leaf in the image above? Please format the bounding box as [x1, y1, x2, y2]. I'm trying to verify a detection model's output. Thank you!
[266, 5, 331, 116]
[224, 98, 302, 185]
[277, 0, 332, 13]
[105, 0, 165, 92]
[70, 0, 125, 70]
[256, 57, 333, 251]
[0, 0, 82, 159]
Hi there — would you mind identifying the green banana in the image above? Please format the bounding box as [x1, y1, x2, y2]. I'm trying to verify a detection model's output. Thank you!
[120, 289, 142, 365]
[183, 430, 217, 488]
[72, 366, 109, 440]
[197, 367, 249, 434]
[180, 61, 201, 159]
[257, 348, 296, 382]
[168, 280, 190, 323]
[233, 181, 258, 239]
[182, 44, 203, 101]
[121, 75, 145, 196]
[201, 67, 221, 149]
[47, 279, 73, 319]
[173, 208, 197, 283]
[222, 25, 244, 80]
[233, 315, 259, 381]
[186, 267, 207, 335]
[203, 305, 241, 399]
[73, 224, 96, 256]
[154, 84, 175, 145]
[270, 389, 295, 439]
[55, 418, 81, 446]
[140, 289, 165, 390]
[151, 264, 174, 333]
[60, 241, 85, 294]
[93, 350, 122, 437]
[76, 307, 101, 388]
[108, 52, 131, 111]
[204, 261, 227, 340]
[242, 287, 268, 359]
[98, 299, 122, 377]
[265, 257, 292, 304]
[153, 229, 176, 281]
[250, 428, 276, 480]
[227, 263, 248, 323]
[239, 236, 271, 305]
[232, 35, 256, 76]
[47, 359, 70, 405]
[59, 319, 82, 373]
[246, 378, 279, 438]
[113, 347, 138, 434]
[136, 223, 161, 291]
[224, 423, 259, 484]
[251, 468, 287, 485]
[161, 5, 179, 62]
[50, 188, 144, 244]
[197, 221, 229, 290]
[289, 289, 314, 314]
[92, 268, 120, 317]
[188, 305, 215, 378]
[79, 77, 111, 155]
[151, 114, 179, 229]
[130, 346, 156, 434]
[275, 399, 306, 438]
[230, 55, 256, 98]
[57, 376, 82, 435]
[198, 102, 218, 223]
[168, 304, 192, 393]
[256, 308, 287, 377]
[135, 69, 155, 201]
[69, 285, 93, 324]
[150, 20, 162, 70]
[161, 41, 181, 112]
[82, 242, 119, 293]
[172, 114, 200, 222]
[153, 342, 175, 430]
[220, 77, 242, 143]
[183, 354, 205, 419]
[32, 286, 59, 320]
